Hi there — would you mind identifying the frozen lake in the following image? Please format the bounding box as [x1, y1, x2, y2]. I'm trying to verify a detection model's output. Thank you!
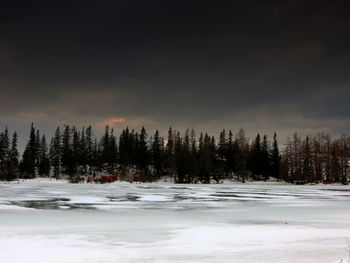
[1, 179, 350, 263]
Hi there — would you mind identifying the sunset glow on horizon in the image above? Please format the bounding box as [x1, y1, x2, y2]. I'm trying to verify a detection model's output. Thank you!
[106, 118, 126, 125]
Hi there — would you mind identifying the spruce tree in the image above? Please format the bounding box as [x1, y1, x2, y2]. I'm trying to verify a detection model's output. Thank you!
[165, 126, 175, 177]
[0, 128, 10, 179]
[38, 135, 50, 177]
[92, 138, 101, 175]
[49, 127, 61, 177]
[80, 127, 88, 174]
[271, 132, 281, 180]
[72, 127, 80, 176]
[108, 128, 118, 174]
[0, 131, 4, 179]
[184, 129, 194, 183]
[261, 135, 271, 180]
[9, 132, 19, 180]
[101, 125, 110, 168]
[131, 130, 138, 166]
[119, 127, 131, 168]
[20, 123, 37, 178]
[218, 129, 230, 178]
[235, 128, 249, 182]
[226, 130, 236, 177]
[137, 127, 150, 177]
[3, 127, 10, 160]
[330, 143, 341, 182]
[61, 125, 75, 176]
[189, 129, 199, 182]
[100, 126, 117, 174]
[302, 136, 314, 183]
[86, 125, 94, 174]
[152, 130, 163, 178]
[249, 133, 262, 179]
[174, 131, 184, 183]
[35, 130, 41, 168]
[197, 133, 213, 184]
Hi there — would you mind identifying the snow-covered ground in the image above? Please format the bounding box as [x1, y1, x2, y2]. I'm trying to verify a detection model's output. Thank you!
[1, 179, 350, 263]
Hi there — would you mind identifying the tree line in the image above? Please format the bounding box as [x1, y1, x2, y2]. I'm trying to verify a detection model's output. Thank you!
[0, 123, 349, 184]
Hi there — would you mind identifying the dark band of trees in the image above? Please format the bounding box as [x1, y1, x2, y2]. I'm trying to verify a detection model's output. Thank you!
[0, 124, 349, 184]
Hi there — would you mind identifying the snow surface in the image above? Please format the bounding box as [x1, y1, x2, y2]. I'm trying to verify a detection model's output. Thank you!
[1, 179, 350, 263]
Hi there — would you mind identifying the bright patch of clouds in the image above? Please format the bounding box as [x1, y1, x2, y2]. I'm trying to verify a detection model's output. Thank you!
[106, 118, 125, 125]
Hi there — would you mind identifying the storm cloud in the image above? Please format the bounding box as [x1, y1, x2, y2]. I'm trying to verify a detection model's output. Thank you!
[1, 0, 350, 148]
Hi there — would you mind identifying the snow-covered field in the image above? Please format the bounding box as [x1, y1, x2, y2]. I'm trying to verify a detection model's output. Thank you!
[1, 179, 350, 263]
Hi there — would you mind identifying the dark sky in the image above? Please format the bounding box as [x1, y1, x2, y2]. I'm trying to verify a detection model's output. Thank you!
[1, 0, 350, 148]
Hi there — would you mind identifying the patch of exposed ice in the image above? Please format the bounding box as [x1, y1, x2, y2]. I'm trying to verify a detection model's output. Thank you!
[138, 195, 172, 202]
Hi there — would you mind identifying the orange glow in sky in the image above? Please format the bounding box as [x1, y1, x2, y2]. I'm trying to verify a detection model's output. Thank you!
[106, 118, 125, 125]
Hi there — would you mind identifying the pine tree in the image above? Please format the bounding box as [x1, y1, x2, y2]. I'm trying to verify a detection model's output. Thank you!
[35, 130, 41, 168]
[226, 130, 237, 177]
[136, 127, 150, 176]
[235, 128, 249, 182]
[165, 126, 175, 177]
[217, 129, 227, 178]
[249, 133, 262, 179]
[339, 136, 348, 184]
[152, 130, 163, 178]
[271, 132, 281, 180]
[119, 127, 132, 168]
[9, 132, 19, 180]
[330, 143, 341, 182]
[302, 135, 314, 183]
[0, 128, 10, 179]
[108, 128, 118, 174]
[182, 129, 192, 183]
[198, 132, 204, 182]
[80, 127, 88, 174]
[293, 132, 303, 183]
[0, 127, 14, 180]
[174, 131, 184, 183]
[131, 129, 138, 166]
[189, 129, 199, 182]
[261, 135, 271, 180]
[20, 123, 37, 178]
[100, 126, 117, 174]
[61, 125, 75, 176]
[86, 125, 94, 174]
[0, 131, 4, 179]
[211, 133, 224, 183]
[3, 127, 10, 160]
[197, 133, 213, 184]
[283, 137, 293, 182]
[49, 127, 61, 177]
[72, 127, 80, 176]
[38, 135, 50, 177]
[92, 138, 101, 175]
[101, 125, 110, 168]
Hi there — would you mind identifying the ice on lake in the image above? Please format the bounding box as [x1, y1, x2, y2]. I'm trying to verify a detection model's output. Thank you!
[1, 179, 350, 263]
